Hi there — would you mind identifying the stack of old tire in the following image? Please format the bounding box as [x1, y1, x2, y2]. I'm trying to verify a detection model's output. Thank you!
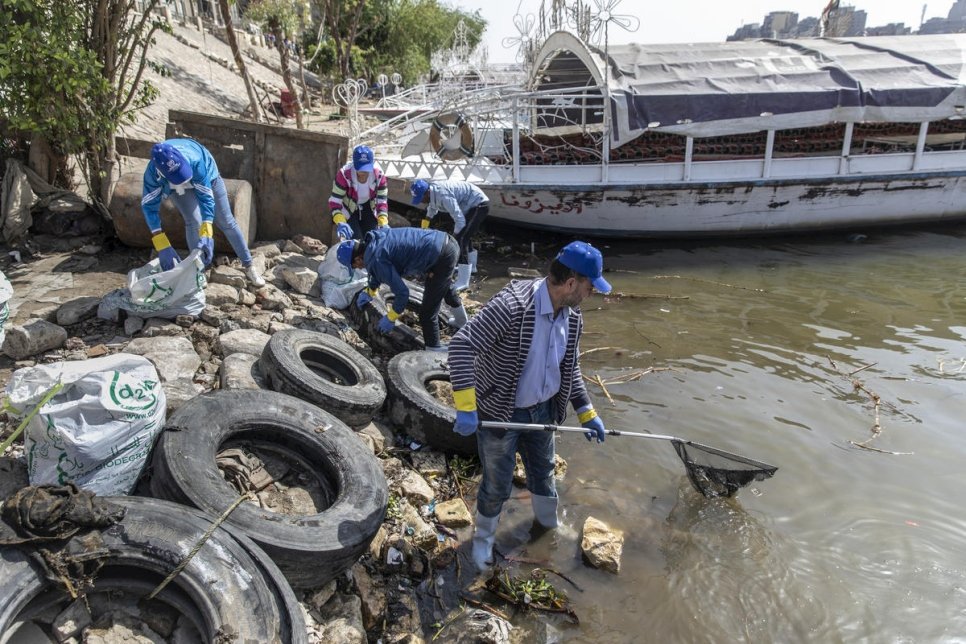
[0, 494, 307, 641]
[148, 327, 390, 591]
[1, 282, 473, 639]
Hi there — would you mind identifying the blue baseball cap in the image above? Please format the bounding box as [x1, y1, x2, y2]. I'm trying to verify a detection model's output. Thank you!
[336, 239, 358, 268]
[556, 241, 611, 294]
[410, 179, 429, 205]
[352, 145, 374, 173]
[151, 143, 192, 185]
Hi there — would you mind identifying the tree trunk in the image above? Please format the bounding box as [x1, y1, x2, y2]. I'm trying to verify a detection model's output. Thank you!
[273, 30, 303, 129]
[297, 46, 311, 110]
[218, 0, 264, 122]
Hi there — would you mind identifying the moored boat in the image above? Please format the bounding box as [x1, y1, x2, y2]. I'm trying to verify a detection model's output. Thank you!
[370, 31, 966, 238]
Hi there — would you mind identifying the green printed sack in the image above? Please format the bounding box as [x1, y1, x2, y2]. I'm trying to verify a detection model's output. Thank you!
[5, 353, 167, 496]
[98, 249, 206, 321]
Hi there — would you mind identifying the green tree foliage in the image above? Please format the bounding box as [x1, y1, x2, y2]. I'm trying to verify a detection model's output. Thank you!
[0, 0, 164, 206]
[369, 0, 485, 84]
[303, 0, 484, 85]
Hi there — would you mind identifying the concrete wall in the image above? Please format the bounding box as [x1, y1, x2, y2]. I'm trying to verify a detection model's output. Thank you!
[165, 110, 348, 241]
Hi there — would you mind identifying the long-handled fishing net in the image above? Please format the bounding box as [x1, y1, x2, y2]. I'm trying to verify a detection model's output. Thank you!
[480, 421, 777, 499]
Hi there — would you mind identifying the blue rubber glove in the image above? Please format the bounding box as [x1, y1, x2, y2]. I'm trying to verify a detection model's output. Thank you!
[336, 222, 354, 240]
[356, 290, 373, 307]
[454, 410, 479, 436]
[158, 246, 180, 271]
[197, 221, 215, 266]
[582, 415, 606, 443]
[376, 315, 395, 334]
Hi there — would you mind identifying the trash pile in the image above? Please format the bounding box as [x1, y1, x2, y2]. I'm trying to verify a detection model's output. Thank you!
[0, 231, 620, 643]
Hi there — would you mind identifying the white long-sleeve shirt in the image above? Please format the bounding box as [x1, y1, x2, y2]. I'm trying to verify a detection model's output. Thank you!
[426, 181, 488, 233]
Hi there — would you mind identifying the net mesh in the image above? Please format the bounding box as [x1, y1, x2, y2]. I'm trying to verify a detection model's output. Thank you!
[672, 440, 777, 498]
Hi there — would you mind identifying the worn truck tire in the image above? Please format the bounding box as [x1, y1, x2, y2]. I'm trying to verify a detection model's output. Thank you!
[0, 495, 306, 642]
[386, 350, 477, 455]
[349, 291, 425, 354]
[382, 279, 459, 330]
[259, 328, 386, 428]
[148, 389, 388, 589]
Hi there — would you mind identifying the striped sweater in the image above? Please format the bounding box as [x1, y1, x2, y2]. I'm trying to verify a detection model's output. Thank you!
[448, 279, 591, 423]
[327, 162, 388, 220]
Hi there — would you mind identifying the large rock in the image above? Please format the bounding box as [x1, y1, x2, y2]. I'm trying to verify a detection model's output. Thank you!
[435, 498, 472, 528]
[124, 335, 201, 382]
[316, 594, 366, 644]
[280, 266, 318, 295]
[56, 296, 101, 326]
[219, 353, 266, 390]
[2, 318, 68, 359]
[580, 516, 624, 574]
[217, 328, 270, 357]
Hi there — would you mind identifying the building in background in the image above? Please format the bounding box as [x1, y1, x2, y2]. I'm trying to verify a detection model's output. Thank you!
[920, 0, 966, 34]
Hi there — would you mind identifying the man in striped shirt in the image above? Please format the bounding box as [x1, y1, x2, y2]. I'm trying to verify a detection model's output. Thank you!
[448, 241, 611, 571]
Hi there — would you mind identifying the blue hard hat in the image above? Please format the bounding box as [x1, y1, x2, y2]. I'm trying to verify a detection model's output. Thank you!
[352, 145, 374, 172]
[151, 142, 192, 185]
[410, 179, 429, 205]
[336, 239, 358, 268]
[556, 241, 612, 294]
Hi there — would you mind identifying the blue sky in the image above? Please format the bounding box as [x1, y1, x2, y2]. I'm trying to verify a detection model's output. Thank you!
[446, 0, 949, 63]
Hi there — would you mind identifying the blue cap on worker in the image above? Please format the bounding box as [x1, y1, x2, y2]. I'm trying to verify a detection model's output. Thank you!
[151, 143, 192, 186]
[336, 239, 358, 268]
[410, 179, 429, 205]
[556, 241, 612, 294]
[352, 145, 374, 173]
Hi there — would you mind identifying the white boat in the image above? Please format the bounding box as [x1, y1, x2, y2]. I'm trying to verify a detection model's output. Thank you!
[369, 31, 966, 238]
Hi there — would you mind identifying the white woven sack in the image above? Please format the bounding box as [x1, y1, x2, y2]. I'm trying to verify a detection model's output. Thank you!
[318, 245, 367, 309]
[5, 353, 167, 496]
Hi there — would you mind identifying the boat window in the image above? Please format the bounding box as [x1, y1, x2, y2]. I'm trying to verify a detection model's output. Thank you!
[851, 121, 966, 154]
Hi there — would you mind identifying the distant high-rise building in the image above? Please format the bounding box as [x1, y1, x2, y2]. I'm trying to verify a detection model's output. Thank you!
[763, 11, 798, 37]
[726, 4, 919, 40]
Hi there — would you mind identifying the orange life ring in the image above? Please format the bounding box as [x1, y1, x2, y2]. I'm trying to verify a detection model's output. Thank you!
[429, 112, 474, 161]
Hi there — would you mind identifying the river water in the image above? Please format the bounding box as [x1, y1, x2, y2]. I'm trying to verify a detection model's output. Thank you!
[473, 225, 966, 642]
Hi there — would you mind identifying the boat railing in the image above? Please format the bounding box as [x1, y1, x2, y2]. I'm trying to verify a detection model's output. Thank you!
[368, 83, 966, 186]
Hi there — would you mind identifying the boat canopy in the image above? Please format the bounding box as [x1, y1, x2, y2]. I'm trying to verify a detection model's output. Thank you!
[529, 32, 966, 147]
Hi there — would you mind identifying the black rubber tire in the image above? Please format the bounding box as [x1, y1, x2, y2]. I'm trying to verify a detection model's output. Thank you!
[0, 495, 306, 642]
[148, 389, 388, 589]
[260, 328, 386, 428]
[383, 279, 458, 331]
[386, 350, 477, 455]
[349, 291, 425, 354]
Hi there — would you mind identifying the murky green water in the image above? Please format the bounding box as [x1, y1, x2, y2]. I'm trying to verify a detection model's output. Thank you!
[476, 226, 966, 642]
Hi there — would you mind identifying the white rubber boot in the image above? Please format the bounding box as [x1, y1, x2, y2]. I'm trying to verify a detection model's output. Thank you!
[244, 264, 266, 287]
[468, 249, 478, 274]
[531, 494, 559, 528]
[453, 263, 472, 291]
[471, 511, 499, 571]
[448, 303, 468, 329]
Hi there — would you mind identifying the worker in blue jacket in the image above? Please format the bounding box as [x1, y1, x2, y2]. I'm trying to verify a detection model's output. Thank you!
[142, 139, 265, 286]
[410, 179, 489, 291]
[336, 228, 468, 351]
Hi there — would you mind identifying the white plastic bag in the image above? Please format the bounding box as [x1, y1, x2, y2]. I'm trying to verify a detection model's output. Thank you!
[98, 249, 207, 320]
[318, 245, 367, 310]
[0, 269, 12, 347]
[5, 353, 167, 496]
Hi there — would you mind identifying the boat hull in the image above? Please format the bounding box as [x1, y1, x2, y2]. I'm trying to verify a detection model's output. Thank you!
[467, 171, 966, 238]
